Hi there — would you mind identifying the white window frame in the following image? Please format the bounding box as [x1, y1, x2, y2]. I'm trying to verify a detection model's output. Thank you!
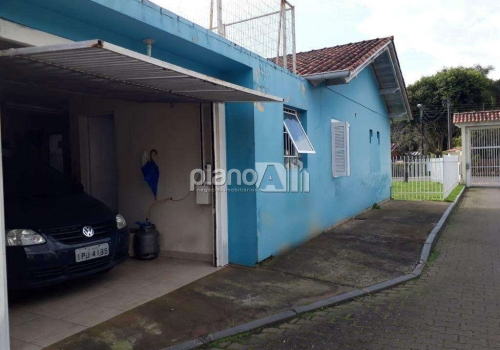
[331, 119, 351, 177]
[283, 108, 315, 167]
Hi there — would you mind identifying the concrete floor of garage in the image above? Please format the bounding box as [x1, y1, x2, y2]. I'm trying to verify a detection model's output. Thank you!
[8, 257, 219, 349]
[36, 199, 449, 350]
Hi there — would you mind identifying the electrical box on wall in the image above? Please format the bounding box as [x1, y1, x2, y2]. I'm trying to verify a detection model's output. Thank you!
[195, 185, 212, 205]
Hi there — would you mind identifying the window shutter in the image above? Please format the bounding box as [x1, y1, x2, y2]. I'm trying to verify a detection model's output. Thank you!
[331, 119, 350, 177]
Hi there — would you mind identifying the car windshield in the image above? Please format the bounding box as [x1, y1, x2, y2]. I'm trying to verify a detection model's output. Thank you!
[3, 160, 82, 197]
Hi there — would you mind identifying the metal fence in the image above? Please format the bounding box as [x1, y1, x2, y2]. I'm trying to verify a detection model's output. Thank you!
[469, 127, 500, 187]
[391, 156, 460, 201]
[151, 0, 296, 72]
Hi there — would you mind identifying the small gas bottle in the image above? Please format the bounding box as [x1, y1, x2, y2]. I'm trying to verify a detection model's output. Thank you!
[134, 222, 160, 260]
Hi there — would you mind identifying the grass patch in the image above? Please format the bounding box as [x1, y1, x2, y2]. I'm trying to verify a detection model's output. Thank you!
[426, 249, 441, 269]
[203, 330, 254, 349]
[391, 181, 444, 201]
[298, 311, 316, 320]
[257, 255, 275, 268]
[445, 184, 464, 202]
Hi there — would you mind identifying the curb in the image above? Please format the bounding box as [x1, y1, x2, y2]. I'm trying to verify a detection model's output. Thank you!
[164, 187, 466, 350]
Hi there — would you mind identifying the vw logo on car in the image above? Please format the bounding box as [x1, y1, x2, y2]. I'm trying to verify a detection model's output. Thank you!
[82, 226, 95, 238]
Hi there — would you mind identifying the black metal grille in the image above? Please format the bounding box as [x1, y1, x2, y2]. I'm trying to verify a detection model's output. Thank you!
[68, 256, 112, 274]
[29, 248, 127, 283]
[43, 220, 116, 244]
[113, 247, 129, 261]
[32, 266, 63, 280]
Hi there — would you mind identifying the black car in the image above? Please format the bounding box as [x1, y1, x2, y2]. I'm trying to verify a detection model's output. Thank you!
[4, 162, 129, 290]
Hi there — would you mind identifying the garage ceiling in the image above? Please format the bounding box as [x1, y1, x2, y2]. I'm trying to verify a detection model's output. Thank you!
[0, 40, 283, 103]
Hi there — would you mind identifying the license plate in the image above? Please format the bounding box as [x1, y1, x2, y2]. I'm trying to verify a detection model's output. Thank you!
[75, 243, 109, 263]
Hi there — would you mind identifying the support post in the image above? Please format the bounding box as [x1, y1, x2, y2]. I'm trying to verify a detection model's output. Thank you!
[418, 104, 424, 155]
[213, 103, 228, 267]
[0, 107, 10, 350]
[276, 4, 282, 65]
[291, 5, 296, 73]
[421, 109, 424, 154]
[281, 0, 287, 70]
[217, 0, 224, 37]
[447, 97, 452, 150]
[209, 0, 214, 30]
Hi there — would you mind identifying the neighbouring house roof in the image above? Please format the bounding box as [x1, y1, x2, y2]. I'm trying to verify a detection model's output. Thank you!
[445, 147, 462, 153]
[406, 151, 421, 157]
[454, 110, 500, 124]
[275, 37, 412, 121]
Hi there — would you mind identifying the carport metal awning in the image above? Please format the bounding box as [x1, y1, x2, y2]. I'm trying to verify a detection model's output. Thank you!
[0, 40, 283, 103]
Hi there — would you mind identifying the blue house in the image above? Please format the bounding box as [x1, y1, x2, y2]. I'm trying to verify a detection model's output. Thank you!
[0, 0, 412, 348]
[0, 2, 412, 345]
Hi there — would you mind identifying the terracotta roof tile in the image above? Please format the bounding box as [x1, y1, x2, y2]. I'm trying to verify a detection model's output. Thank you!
[453, 110, 500, 124]
[273, 37, 393, 76]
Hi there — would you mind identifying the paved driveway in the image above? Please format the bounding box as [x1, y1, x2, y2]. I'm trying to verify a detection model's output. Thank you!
[43, 200, 448, 350]
[210, 188, 500, 350]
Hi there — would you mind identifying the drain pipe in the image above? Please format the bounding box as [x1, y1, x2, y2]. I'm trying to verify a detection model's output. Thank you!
[143, 39, 155, 57]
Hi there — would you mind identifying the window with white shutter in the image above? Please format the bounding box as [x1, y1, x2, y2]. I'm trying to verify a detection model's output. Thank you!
[331, 119, 350, 177]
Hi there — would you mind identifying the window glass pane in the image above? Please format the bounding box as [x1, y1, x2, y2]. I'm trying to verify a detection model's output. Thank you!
[283, 111, 315, 153]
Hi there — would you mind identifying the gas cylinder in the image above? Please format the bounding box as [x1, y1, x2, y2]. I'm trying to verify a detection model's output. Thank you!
[134, 224, 160, 260]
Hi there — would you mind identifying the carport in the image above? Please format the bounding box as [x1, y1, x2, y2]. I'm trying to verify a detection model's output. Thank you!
[0, 39, 281, 349]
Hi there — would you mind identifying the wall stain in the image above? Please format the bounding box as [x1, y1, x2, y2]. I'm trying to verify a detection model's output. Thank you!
[255, 102, 265, 112]
[308, 221, 322, 239]
[254, 67, 261, 85]
[278, 243, 293, 256]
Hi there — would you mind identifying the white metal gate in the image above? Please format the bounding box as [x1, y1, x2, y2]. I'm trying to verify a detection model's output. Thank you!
[468, 127, 500, 187]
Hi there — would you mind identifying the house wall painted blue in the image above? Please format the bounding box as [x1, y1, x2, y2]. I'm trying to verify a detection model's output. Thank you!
[0, 0, 392, 266]
[252, 65, 390, 262]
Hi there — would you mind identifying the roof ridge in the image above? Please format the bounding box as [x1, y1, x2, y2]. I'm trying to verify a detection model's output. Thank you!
[295, 36, 393, 56]
[291, 36, 394, 76]
[454, 109, 500, 123]
[454, 109, 500, 114]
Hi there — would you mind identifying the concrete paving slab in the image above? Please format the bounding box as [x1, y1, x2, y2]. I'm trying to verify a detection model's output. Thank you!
[42, 200, 449, 350]
[211, 188, 500, 350]
[9, 258, 219, 350]
[263, 201, 449, 287]
[45, 266, 350, 350]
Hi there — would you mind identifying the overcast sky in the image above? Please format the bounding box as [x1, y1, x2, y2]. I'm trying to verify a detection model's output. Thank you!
[292, 0, 500, 85]
[152, 0, 500, 85]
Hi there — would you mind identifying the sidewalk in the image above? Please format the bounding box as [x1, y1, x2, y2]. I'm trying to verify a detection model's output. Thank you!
[45, 200, 449, 350]
[209, 188, 500, 350]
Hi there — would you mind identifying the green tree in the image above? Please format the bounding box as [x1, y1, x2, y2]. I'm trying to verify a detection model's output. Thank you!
[390, 119, 420, 155]
[394, 65, 497, 155]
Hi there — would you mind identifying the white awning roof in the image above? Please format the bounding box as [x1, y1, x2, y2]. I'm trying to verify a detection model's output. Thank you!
[0, 40, 283, 103]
